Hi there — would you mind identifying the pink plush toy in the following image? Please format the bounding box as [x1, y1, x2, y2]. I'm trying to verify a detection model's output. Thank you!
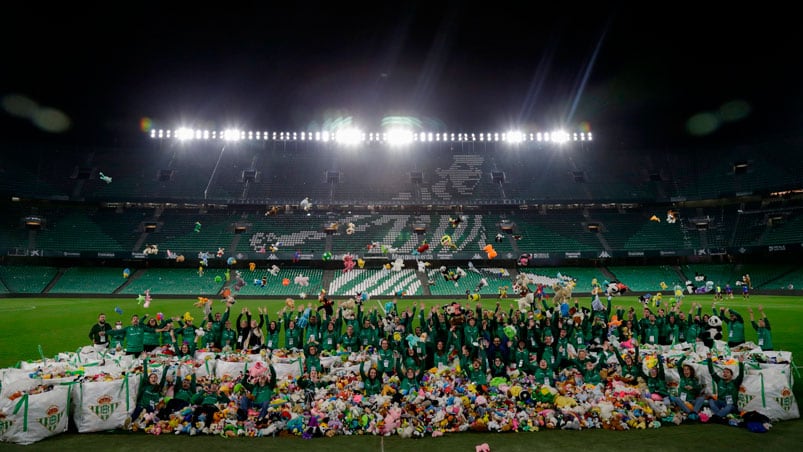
[343, 254, 356, 273]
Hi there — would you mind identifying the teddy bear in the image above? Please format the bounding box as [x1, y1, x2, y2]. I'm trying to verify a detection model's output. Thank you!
[340, 298, 357, 320]
[701, 315, 723, 347]
[551, 282, 575, 305]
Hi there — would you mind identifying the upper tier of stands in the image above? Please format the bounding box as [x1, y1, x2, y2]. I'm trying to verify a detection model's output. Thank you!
[2, 138, 801, 205]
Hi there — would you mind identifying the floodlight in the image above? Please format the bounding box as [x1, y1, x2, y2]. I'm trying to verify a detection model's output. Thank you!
[507, 130, 524, 144]
[223, 129, 241, 141]
[335, 127, 363, 145]
[386, 128, 413, 146]
[175, 128, 191, 140]
[551, 130, 569, 144]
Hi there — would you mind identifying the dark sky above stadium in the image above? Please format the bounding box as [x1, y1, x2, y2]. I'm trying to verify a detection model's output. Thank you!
[2, 2, 801, 149]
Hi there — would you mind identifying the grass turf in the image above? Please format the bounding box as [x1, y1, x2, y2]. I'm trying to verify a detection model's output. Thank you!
[0, 295, 801, 449]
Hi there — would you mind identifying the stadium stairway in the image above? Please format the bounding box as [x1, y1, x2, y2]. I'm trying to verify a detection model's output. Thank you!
[228, 233, 242, 255]
[321, 270, 335, 295]
[599, 267, 617, 282]
[415, 270, 432, 296]
[42, 268, 67, 293]
[113, 269, 144, 294]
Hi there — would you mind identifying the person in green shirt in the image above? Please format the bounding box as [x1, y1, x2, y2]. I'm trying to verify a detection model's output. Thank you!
[375, 339, 397, 376]
[220, 319, 237, 351]
[304, 342, 323, 374]
[107, 320, 126, 353]
[706, 353, 745, 420]
[176, 316, 198, 353]
[283, 309, 303, 350]
[174, 341, 193, 359]
[360, 360, 382, 396]
[143, 315, 169, 352]
[208, 301, 232, 346]
[644, 355, 670, 404]
[320, 321, 339, 352]
[614, 345, 641, 384]
[264, 320, 281, 351]
[163, 367, 198, 415]
[533, 359, 555, 387]
[511, 339, 534, 375]
[399, 366, 421, 393]
[465, 349, 489, 389]
[358, 317, 379, 349]
[489, 355, 507, 378]
[670, 358, 705, 418]
[88, 313, 112, 351]
[198, 319, 217, 351]
[580, 358, 603, 386]
[717, 304, 745, 347]
[124, 314, 146, 357]
[432, 340, 452, 368]
[339, 324, 359, 352]
[191, 380, 230, 425]
[749, 305, 773, 350]
[641, 314, 662, 346]
[400, 346, 422, 375]
[129, 359, 166, 426]
[237, 363, 277, 422]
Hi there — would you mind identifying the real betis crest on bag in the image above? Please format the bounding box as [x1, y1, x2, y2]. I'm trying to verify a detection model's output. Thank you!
[37, 405, 65, 432]
[738, 385, 754, 410]
[90, 395, 120, 421]
[776, 387, 795, 413]
[0, 411, 12, 435]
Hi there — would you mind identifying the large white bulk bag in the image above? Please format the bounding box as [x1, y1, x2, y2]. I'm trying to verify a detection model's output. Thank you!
[70, 375, 140, 432]
[0, 384, 70, 445]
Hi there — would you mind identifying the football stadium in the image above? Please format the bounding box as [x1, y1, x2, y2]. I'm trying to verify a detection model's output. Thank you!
[2, 3, 803, 451]
[0, 128, 802, 450]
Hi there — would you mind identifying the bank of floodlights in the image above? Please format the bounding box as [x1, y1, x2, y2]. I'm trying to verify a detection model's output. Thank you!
[150, 127, 593, 144]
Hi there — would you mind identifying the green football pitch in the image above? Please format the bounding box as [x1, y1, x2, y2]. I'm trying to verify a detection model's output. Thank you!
[1, 295, 801, 450]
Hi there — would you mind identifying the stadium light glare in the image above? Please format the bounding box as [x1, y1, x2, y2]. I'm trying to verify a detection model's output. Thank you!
[223, 129, 241, 141]
[146, 124, 594, 145]
[552, 130, 569, 144]
[386, 128, 413, 147]
[335, 127, 363, 145]
[507, 130, 524, 144]
[174, 128, 191, 140]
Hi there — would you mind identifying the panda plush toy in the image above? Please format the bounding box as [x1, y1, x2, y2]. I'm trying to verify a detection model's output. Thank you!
[702, 315, 723, 347]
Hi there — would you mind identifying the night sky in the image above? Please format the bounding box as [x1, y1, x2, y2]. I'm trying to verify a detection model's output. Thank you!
[2, 2, 801, 149]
